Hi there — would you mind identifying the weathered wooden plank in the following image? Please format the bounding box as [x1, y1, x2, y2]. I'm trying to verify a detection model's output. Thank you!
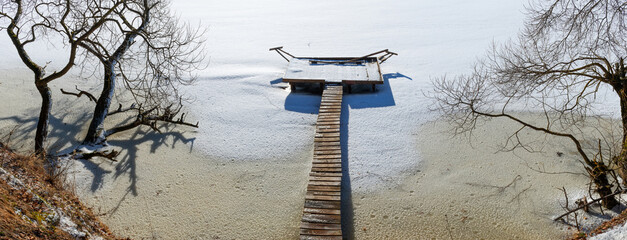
[316, 120, 340, 124]
[300, 222, 342, 230]
[313, 154, 342, 159]
[316, 118, 340, 122]
[318, 111, 341, 115]
[300, 235, 343, 240]
[307, 185, 341, 192]
[309, 172, 342, 177]
[311, 167, 342, 172]
[309, 180, 341, 186]
[314, 145, 341, 150]
[300, 235, 342, 240]
[312, 159, 341, 164]
[302, 213, 341, 224]
[315, 126, 339, 130]
[313, 160, 341, 164]
[317, 117, 340, 121]
[316, 124, 340, 128]
[306, 194, 341, 201]
[314, 150, 342, 155]
[314, 137, 340, 142]
[318, 122, 340, 125]
[312, 160, 342, 164]
[314, 142, 341, 147]
[315, 129, 340, 133]
[307, 191, 342, 196]
[317, 118, 341, 122]
[312, 157, 341, 161]
[319, 105, 342, 109]
[312, 164, 342, 169]
[306, 188, 341, 194]
[300, 229, 342, 236]
[316, 125, 340, 129]
[315, 133, 340, 138]
[320, 101, 342, 106]
[313, 150, 341, 154]
[304, 200, 341, 209]
[309, 176, 342, 182]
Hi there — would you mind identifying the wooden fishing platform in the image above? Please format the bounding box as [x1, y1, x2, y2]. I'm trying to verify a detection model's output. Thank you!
[300, 85, 344, 240]
[270, 47, 396, 238]
[270, 47, 396, 93]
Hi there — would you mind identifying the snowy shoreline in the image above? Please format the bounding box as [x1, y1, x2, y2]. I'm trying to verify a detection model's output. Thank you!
[0, 67, 614, 239]
[4, 0, 621, 238]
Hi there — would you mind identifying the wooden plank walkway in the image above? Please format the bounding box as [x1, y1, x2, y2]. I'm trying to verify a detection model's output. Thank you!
[300, 85, 344, 240]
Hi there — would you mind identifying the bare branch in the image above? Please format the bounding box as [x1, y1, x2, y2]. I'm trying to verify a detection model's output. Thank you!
[60, 86, 97, 102]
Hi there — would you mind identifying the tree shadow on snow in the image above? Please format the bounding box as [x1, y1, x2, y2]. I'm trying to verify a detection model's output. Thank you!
[0, 107, 196, 215]
[0, 110, 90, 153]
[75, 123, 196, 216]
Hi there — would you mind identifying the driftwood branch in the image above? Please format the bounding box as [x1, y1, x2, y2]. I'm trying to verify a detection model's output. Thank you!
[105, 103, 198, 138]
[57, 147, 120, 162]
[554, 189, 627, 221]
[79, 149, 120, 161]
[60, 86, 97, 102]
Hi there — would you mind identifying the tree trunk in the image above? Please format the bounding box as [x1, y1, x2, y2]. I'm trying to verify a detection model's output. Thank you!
[34, 81, 52, 155]
[82, 63, 116, 145]
[614, 84, 627, 187]
[589, 160, 619, 209]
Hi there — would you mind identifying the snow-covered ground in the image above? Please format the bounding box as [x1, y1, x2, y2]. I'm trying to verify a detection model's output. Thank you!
[174, 0, 526, 191]
[3, 0, 624, 239]
[592, 222, 627, 240]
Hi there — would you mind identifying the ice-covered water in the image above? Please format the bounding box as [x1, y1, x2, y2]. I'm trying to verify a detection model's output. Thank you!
[2, 0, 616, 238]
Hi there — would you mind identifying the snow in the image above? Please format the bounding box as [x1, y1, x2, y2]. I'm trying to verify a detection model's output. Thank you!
[172, 0, 528, 192]
[592, 222, 627, 240]
[283, 58, 381, 83]
[6, 0, 620, 238]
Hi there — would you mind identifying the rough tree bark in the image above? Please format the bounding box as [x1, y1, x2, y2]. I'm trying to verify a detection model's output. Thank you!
[82, 64, 116, 145]
[610, 59, 627, 184]
[34, 83, 52, 153]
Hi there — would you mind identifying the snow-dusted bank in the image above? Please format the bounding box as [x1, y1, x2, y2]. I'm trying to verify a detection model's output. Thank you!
[3, 0, 621, 239]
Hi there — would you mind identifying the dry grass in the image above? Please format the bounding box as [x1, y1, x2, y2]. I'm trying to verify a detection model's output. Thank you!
[0, 143, 122, 239]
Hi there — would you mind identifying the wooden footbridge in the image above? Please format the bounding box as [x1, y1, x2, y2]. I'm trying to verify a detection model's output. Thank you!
[300, 85, 344, 239]
[270, 47, 396, 239]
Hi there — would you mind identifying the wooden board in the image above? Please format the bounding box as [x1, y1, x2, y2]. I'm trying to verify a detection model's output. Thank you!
[301, 86, 344, 239]
[282, 57, 383, 87]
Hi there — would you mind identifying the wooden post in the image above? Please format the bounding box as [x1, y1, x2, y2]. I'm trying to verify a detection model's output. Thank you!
[290, 82, 296, 91]
[347, 84, 352, 94]
[372, 84, 376, 92]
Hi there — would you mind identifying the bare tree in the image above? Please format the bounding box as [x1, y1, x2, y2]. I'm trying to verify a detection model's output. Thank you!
[63, 0, 204, 147]
[0, 0, 121, 154]
[432, 0, 626, 208]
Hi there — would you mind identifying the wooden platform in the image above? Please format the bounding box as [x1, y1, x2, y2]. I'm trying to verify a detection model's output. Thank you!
[300, 85, 344, 240]
[283, 57, 383, 93]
